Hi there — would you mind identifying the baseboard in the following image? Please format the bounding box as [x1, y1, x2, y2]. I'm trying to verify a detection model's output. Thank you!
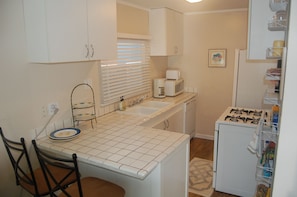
[193, 133, 214, 140]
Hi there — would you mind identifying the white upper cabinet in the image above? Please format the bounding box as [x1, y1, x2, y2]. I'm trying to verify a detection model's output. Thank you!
[23, 0, 116, 63]
[247, 0, 286, 60]
[87, 0, 117, 61]
[150, 8, 183, 56]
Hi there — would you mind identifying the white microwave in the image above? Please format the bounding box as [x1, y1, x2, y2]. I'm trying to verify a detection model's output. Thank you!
[165, 79, 184, 96]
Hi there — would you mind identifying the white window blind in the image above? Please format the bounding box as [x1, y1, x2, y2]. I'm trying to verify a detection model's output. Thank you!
[100, 39, 151, 106]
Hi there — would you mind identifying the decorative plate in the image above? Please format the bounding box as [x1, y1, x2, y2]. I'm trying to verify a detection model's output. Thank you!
[49, 128, 80, 140]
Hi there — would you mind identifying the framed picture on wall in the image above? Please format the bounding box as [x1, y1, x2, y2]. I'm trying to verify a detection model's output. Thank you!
[208, 49, 227, 68]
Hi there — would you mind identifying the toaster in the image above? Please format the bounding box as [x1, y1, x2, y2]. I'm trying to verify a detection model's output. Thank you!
[166, 70, 181, 80]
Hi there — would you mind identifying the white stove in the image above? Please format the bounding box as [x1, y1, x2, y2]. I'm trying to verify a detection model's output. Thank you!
[213, 106, 271, 197]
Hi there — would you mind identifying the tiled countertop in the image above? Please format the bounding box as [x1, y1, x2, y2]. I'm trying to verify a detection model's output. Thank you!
[36, 92, 196, 180]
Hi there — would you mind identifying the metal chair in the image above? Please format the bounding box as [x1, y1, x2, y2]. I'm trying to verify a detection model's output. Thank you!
[32, 140, 125, 197]
[0, 128, 76, 196]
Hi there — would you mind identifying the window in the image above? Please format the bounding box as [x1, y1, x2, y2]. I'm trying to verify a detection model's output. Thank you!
[100, 39, 151, 106]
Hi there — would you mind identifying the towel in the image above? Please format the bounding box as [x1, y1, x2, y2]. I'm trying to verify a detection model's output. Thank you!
[248, 121, 262, 158]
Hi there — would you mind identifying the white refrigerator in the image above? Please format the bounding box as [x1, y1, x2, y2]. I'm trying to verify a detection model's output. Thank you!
[232, 49, 277, 109]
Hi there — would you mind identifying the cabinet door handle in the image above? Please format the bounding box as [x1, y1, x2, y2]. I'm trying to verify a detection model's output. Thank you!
[90, 44, 94, 58]
[85, 44, 89, 58]
[164, 120, 169, 130]
[163, 121, 167, 130]
[166, 119, 169, 129]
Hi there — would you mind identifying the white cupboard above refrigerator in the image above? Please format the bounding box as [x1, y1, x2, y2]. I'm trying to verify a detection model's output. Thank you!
[23, 0, 117, 63]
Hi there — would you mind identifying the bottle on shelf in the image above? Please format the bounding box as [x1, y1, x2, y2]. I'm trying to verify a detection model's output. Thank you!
[272, 105, 279, 132]
[119, 96, 126, 111]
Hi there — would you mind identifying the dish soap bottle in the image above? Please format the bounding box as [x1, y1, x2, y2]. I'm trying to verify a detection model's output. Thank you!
[119, 96, 126, 111]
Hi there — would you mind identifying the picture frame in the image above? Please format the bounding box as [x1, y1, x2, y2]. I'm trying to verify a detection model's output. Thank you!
[208, 49, 227, 68]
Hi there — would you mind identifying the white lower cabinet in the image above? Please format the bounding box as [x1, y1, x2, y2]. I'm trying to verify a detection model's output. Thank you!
[141, 97, 197, 136]
[153, 106, 184, 133]
[23, 0, 116, 63]
[141, 104, 184, 133]
[184, 98, 196, 138]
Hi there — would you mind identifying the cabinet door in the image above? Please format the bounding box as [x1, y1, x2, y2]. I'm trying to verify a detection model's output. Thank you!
[216, 125, 257, 196]
[23, 0, 117, 63]
[87, 0, 117, 60]
[166, 9, 183, 56]
[46, 0, 89, 62]
[153, 121, 167, 130]
[150, 8, 183, 56]
[23, 0, 89, 63]
[247, 0, 285, 60]
[174, 11, 183, 55]
[167, 108, 183, 133]
[184, 99, 196, 138]
[150, 8, 167, 56]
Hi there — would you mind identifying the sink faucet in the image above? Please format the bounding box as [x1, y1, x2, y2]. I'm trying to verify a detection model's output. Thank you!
[138, 97, 143, 103]
[128, 95, 147, 107]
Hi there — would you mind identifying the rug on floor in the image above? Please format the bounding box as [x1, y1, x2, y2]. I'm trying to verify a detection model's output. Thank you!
[189, 157, 214, 197]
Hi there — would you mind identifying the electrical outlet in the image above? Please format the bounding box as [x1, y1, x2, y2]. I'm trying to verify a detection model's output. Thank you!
[48, 103, 59, 115]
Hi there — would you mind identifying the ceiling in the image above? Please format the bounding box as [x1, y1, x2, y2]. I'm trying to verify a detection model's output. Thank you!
[118, 0, 249, 13]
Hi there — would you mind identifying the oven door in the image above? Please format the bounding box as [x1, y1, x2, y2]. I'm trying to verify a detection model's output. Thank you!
[215, 124, 257, 196]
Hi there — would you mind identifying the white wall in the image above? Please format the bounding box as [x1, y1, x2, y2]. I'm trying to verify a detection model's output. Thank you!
[169, 10, 248, 139]
[0, 1, 101, 196]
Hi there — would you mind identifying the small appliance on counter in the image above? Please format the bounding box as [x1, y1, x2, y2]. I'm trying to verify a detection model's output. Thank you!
[153, 78, 166, 98]
[165, 68, 184, 97]
[165, 78, 184, 97]
[166, 69, 181, 80]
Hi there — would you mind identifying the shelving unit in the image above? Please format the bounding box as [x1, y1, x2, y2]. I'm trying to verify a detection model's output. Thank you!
[255, 122, 278, 196]
[264, 92, 279, 105]
[268, 19, 287, 31]
[266, 47, 284, 59]
[71, 83, 97, 128]
[255, 3, 287, 195]
[264, 67, 281, 105]
[265, 4, 288, 59]
[265, 68, 281, 80]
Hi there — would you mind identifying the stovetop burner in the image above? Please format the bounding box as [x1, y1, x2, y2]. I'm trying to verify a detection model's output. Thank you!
[219, 107, 266, 126]
[249, 110, 262, 117]
[224, 115, 260, 125]
[230, 108, 249, 115]
[230, 108, 262, 117]
[247, 117, 260, 124]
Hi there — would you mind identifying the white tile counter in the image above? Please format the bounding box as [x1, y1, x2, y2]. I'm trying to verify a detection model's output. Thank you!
[36, 92, 196, 196]
[37, 115, 188, 179]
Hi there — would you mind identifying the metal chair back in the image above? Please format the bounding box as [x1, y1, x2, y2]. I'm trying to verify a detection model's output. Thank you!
[32, 139, 82, 197]
[0, 127, 40, 196]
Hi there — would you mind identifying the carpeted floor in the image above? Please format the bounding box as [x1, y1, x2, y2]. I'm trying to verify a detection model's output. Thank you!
[189, 157, 214, 197]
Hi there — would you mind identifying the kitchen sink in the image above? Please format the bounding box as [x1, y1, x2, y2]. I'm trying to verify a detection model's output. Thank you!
[122, 106, 159, 116]
[139, 101, 172, 108]
[118, 101, 173, 116]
